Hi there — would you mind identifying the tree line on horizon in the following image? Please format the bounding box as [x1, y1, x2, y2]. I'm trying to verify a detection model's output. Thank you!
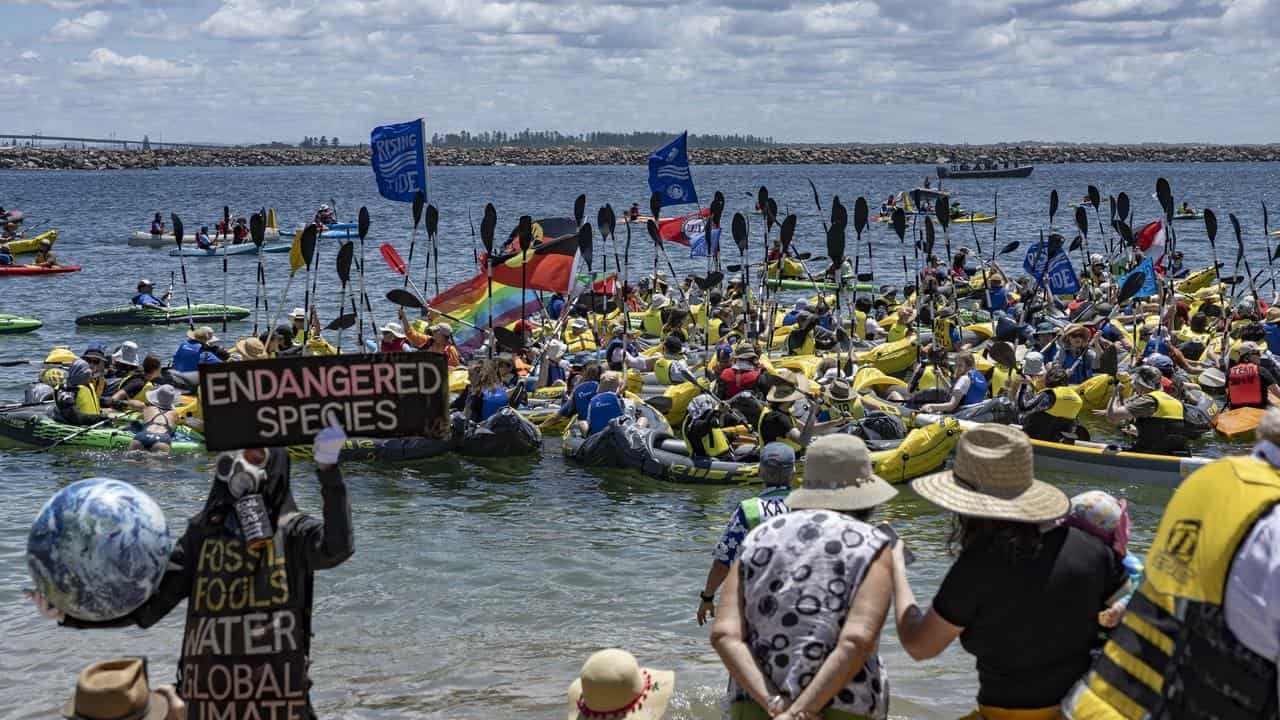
[427, 130, 776, 148]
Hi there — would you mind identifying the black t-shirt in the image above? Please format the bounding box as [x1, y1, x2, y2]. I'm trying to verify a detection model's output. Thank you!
[118, 374, 148, 400]
[931, 526, 1127, 709]
[759, 410, 794, 444]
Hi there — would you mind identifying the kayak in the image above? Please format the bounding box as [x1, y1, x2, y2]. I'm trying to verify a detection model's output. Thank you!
[283, 225, 358, 240]
[5, 230, 57, 255]
[287, 408, 541, 463]
[0, 314, 42, 334]
[0, 406, 204, 452]
[128, 228, 281, 248]
[950, 213, 996, 224]
[168, 244, 291, 257]
[771, 279, 877, 292]
[0, 264, 81, 275]
[1030, 436, 1213, 487]
[1172, 212, 1204, 221]
[75, 303, 251, 327]
[1214, 406, 1266, 441]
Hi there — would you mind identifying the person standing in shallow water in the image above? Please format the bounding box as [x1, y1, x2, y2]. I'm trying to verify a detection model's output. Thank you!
[29, 423, 353, 720]
[892, 424, 1127, 720]
[712, 434, 900, 720]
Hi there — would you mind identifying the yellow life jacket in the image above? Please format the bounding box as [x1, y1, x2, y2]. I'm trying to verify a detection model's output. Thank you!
[653, 358, 676, 386]
[1045, 386, 1084, 420]
[1066, 455, 1280, 719]
[823, 397, 864, 421]
[934, 316, 957, 351]
[853, 309, 867, 340]
[681, 415, 731, 458]
[707, 318, 724, 345]
[887, 321, 910, 343]
[1150, 389, 1184, 420]
[757, 408, 803, 451]
[75, 384, 101, 416]
[640, 309, 664, 337]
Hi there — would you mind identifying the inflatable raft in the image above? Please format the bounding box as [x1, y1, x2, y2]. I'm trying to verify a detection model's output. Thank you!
[288, 408, 541, 463]
[75, 303, 251, 327]
[0, 314, 42, 333]
[0, 406, 204, 452]
[5, 230, 57, 255]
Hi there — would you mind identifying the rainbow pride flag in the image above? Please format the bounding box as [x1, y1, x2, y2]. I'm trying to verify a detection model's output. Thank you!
[428, 271, 541, 353]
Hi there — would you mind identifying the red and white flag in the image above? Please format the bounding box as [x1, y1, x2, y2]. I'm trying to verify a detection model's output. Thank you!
[1136, 220, 1166, 258]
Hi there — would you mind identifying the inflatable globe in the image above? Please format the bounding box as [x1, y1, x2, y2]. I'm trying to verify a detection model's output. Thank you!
[27, 478, 172, 621]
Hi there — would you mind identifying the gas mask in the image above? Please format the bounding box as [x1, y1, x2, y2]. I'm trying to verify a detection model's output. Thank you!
[214, 450, 273, 550]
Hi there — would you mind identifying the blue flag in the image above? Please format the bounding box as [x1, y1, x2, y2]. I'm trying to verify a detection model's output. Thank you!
[648, 132, 698, 207]
[1118, 257, 1158, 298]
[370, 119, 427, 202]
[691, 227, 721, 258]
[1022, 241, 1081, 295]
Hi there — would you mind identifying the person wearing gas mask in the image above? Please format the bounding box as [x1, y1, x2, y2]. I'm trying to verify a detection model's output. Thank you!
[29, 422, 353, 720]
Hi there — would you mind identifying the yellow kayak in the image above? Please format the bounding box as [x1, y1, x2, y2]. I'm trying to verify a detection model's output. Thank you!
[950, 213, 996, 224]
[6, 230, 57, 255]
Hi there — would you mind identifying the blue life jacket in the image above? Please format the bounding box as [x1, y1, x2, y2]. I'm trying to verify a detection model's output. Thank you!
[1142, 337, 1170, 359]
[0, 252, 11, 266]
[560, 380, 599, 418]
[962, 369, 988, 405]
[480, 386, 509, 421]
[816, 315, 833, 330]
[1042, 343, 1058, 364]
[986, 287, 1008, 312]
[1264, 323, 1280, 355]
[1059, 347, 1092, 384]
[586, 391, 625, 435]
[547, 296, 565, 320]
[781, 310, 800, 327]
[547, 363, 567, 386]
[172, 339, 205, 372]
[132, 293, 165, 307]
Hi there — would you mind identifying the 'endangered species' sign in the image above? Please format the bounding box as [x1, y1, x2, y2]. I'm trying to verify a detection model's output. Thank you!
[199, 353, 449, 451]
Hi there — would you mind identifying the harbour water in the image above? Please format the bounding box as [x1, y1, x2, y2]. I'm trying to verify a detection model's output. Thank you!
[0, 162, 1273, 718]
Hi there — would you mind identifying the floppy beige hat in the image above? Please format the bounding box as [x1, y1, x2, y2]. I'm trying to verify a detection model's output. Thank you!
[766, 368, 809, 403]
[788, 434, 898, 511]
[567, 649, 673, 720]
[233, 336, 268, 360]
[63, 658, 168, 720]
[912, 423, 1069, 523]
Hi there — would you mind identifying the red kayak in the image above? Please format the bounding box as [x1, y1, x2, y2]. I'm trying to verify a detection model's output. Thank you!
[0, 264, 81, 275]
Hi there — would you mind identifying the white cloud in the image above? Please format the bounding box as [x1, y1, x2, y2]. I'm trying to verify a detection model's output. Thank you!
[71, 47, 200, 80]
[49, 10, 112, 41]
[199, 0, 310, 40]
[126, 10, 190, 40]
[19, 50, 40, 60]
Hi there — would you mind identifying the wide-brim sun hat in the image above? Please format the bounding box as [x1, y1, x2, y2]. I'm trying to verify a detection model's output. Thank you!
[788, 434, 898, 511]
[825, 379, 853, 402]
[733, 344, 760, 361]
[379, 322, 406, 338]
[145, 384, 178, 411]
[233, 337, 268, 360]
[766, 368, 810, 403]
[912, 423, 1070, 523]
[567, 649, 673, 720]
[111, 341, 141, 368]
[187, 326, 217, 343]
[63, 658, 168, 720]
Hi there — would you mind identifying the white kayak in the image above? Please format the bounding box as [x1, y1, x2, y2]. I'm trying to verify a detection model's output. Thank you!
[128, 228, 281, 248]
[169, 244, 293, 257]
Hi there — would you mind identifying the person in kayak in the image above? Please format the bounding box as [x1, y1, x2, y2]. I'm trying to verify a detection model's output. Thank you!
[128, 384, 181, 453]
[459, 360, 514, 423]
[1227, 341, 1280, 410]
[1009, 355, 1084, 443]
[172, 326, 224, 385]
[629, 203, 640, 221]
[716, 345, 762, 400]
[581, 371, 626, 436]
[921, 351, 988, 413]
[554, 361, 602, 423]
[314, 204, 336, 228]
[603, 324, 638, 372]
[682, 394, 735, 461]
[33, 425, 353, 720]
[1052, 323, 1097, 384]
[378, 322, 409, 352]
[1166, 250, 1188, 279]
[195, 226, 213, 250]
[33, 237, 56, 267]
[132, 279, 169, 308]
[111, 353, 163, 408]
[233, 217, 249, 244]
[757, 368, 818, 452]
[696, 440, 795, 625]
[931, 306, 964, 353]
[54, 344, 112, 426]
[0, 242, 11, 266]
[895, 424, 1126, 719]
[1103, 365, 1189, 454]
[150, 213, 165, 240]
[981, 274, 1010, 313]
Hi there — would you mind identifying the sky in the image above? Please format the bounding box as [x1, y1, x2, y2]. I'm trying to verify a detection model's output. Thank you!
[3, 0, 1278, 145]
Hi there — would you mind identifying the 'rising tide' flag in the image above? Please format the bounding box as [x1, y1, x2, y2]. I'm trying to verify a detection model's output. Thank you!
[648, 132, 698, 207]
[370, 119, 427, 202]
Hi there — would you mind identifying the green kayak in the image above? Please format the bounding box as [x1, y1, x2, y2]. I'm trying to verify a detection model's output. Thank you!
[0, 314, 42, 334]
[770, 278, 877, 292]
[0, 407, 205, 452]
[76, 303, 251, 327]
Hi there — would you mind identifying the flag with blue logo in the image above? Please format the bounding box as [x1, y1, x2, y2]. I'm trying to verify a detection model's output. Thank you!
[1118, 257, 1158, 298]
[1022, 240, 1081, 295]
[691, 228, 720, 258]
[370, 119, 427, 203]
[648, 132, 698, 207]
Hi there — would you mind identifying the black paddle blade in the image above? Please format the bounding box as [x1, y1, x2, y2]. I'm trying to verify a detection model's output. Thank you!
[1204, 208, 1218, 242]
[1108, 195, 1117, 223]
[649, 191, 662, 223]
[1075, 205, 1089, 238]
[573, 194, 586, 228]
[1117, 270, 1146, 304]
[300, 224, 318, 268]
[891, 208, 907, 241]
[766, 198, 778, 230]
[756, 186, 769, 217]
[358, 206, 370, 240]
[596, 207, 610, 240]
[731, 213, 749, 255]
[249, 212, 266, 248]
[832, 196, 848, 230]
[1156, 178, 1173, 218]
[336, 242, 354, 284]
[517, 216, 534, 252]
[693, 271, 724, 291]
[385, 288, 423, 308]
[1099, 344, 1119, 377]
[1069, 235, 1083, 252]
[1087, 185, 1101, 210]
[578, 223, 594, 271]
[924, 218, 936, 257]
[1265, 202, 1271, 233]
[1229, 212, 1243, 243]
[494, 326, 526, 351]
[988, 341, 1016, 369]
[826, 222, 846, 265]
[604, 203, 617, 240]
[412, 191, 425, 227]
[1049, 189, 1059, 225]
[171, 214, 184, 246]
[725, 264, 743, 273]
[854, 197, 869, 235]
[480, 203, 497, 254]
[710, 193, 725, 225]
[1116, 192, 1130, 222]
[325, 312, 357, 331]
[1047, 232, 1064, 258]
[934, 196, 949, 230]
[780, 214, 797, 254]
[223, 205, 230, 224]
[646, 219, 661, 248]
[1222, 275, 1247, 285]
[999, 240, 1020, 256]
[425, 205, 438, 237]
[1117, 221, 1134, 247]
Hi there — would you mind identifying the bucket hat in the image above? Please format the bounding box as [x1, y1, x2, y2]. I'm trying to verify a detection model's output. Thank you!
[788, 434, 898, 511]
[567, 649, 673, 720]
[62, 658, 169, 720]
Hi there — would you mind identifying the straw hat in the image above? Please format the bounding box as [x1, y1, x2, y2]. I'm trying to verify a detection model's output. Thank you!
[1266, 307, 1280, 323]
[824, 378, 853, 402]
[111, 341, 141, 368]
[233, 336, 268, 360]
[62, 658, 169, 720]
[567, 649, 673, 720]
[187, 326, 217, 344]
[145, 384, 178, 411]
[766, 368, 810, 403]
[1062, 323, 1090, 340]
[379, 322, 406, 338]
[989, 275, 1005, 287]
[912, 423, 1069, 522]
[788, 434, 898, 511]
[853, 367, 907, 392]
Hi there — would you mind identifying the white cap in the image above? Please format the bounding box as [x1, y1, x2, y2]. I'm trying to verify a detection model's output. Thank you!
[289, 307, 306, 319]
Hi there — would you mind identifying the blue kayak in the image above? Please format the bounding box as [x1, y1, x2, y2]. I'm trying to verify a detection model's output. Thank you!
[169, 244, 291, 257]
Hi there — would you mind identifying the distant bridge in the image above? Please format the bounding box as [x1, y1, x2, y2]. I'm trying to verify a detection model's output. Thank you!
[0, 133, 224, 150]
